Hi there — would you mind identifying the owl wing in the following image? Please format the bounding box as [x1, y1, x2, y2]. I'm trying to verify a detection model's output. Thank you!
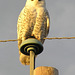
[46, 10, 50, 36]
[17, 7, 26, 48]
[17, 7, 25, 39]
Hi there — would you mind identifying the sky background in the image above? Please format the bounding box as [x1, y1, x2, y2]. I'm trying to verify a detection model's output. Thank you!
[0, 0, 75, 75]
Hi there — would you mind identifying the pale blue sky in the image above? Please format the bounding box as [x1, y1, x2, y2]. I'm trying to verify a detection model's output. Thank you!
[0, 0, 75, 75]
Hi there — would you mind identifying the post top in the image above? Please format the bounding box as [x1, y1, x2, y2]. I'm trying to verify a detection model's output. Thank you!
[20, 38, 43, 55]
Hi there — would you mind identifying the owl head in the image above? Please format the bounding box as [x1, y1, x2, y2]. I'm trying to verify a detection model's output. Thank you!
[26, 0, 46, 7]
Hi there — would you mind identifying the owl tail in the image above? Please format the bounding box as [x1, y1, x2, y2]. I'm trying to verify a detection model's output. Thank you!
[19, 51, 30, 65]
[19, 53, 30, 65]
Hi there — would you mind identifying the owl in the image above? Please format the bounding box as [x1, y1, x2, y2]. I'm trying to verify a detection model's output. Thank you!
[17, 0, 50, 65]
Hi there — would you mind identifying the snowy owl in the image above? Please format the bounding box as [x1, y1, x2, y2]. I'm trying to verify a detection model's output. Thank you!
[17, 0, 50, 65]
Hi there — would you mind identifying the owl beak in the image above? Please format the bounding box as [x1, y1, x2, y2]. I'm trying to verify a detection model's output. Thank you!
[38, 0, 41, 1]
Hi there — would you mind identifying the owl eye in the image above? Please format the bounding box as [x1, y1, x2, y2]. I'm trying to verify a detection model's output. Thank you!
[38, 0, 41, 1]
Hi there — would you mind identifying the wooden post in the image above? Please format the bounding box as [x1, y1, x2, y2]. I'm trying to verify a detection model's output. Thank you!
[19, 38, 58, 75]
[34, 66, 58, 75]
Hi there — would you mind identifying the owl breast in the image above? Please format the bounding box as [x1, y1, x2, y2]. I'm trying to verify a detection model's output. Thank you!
[22, 7, 37, 38]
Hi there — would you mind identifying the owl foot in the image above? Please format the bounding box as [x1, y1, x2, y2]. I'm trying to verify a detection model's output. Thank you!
[32, 34, 40, 40]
